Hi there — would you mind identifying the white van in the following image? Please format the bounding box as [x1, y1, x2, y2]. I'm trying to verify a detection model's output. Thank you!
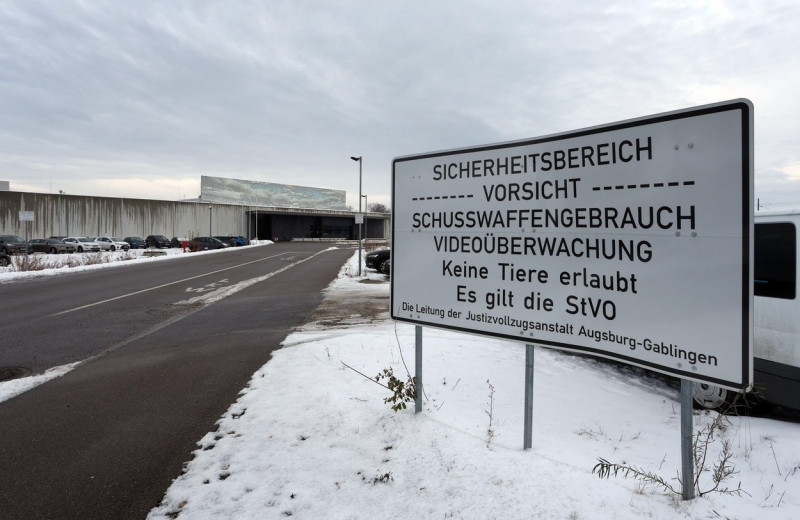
[694, 210, 800, 411]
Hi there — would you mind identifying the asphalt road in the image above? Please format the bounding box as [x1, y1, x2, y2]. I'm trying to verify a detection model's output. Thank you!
[0, 242, 354, 519]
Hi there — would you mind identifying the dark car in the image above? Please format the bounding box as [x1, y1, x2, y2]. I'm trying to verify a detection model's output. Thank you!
[145, 235, 171, 248]
[170, 237, 190, 248]
[123, 236, 147, 249]
[365, 248, 390, 272]
[189, 237, 227, 251]
[379, 258, 391, 276]
[0, 252, 10, 267]
[213, 236, 238, 247]
[0, 235, 29, 255]
[27, 238, 74, 254]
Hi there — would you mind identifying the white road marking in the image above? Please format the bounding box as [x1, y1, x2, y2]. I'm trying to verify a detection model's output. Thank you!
[185, 279, 230, 293]
[51, 251, 318, 316]
[174, 250, 326, 306]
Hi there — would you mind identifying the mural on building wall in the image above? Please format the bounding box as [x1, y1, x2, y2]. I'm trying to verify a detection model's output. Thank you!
[201, 176, 346, 210]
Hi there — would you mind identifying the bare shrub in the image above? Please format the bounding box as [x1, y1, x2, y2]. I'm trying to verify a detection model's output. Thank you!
[83, 253, 107, 265]
[10, 254, 50, 272]
[593, 389, 751, 498]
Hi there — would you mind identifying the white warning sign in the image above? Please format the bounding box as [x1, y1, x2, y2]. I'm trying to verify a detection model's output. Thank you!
[391, 100, 754, 388]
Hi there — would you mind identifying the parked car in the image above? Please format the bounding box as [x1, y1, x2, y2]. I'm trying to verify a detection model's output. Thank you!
[379, 258, 391, 276]
[0, 235, 28, 255]
[0, 252, 9, 267]
[123, 236, 147, 249]
[63, 237, 101, 253]
[27, 238, 74, 254]
[92, 236, 130, 251]
[170, 237, 190, 248]
[365, 248, 390, 273]
[213, 236, 238, 247]
[189, 237, 228, 251]
[145, 235, 171, 248]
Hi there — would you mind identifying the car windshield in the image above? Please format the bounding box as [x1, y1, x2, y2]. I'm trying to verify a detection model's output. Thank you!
[112, 237, 124, 242]
[78, 237, 92, 242]
[5, 236, 24, 243]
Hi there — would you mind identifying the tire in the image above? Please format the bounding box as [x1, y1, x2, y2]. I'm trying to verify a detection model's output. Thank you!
[0, 247, 7, 254]
[78, 247, 84, 252]
[49, 247, 57, 254]
[110, 245, 116, 251]
[0, 256, 8, 267]
[692, 382, 735, 411]
[379, 260, 390, 275]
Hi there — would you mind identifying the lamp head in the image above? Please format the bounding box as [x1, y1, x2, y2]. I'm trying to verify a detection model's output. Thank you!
[350, 156, 361, 162]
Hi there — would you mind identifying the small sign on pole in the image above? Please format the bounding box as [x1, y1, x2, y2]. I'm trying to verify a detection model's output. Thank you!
[19, 211, 34, 272]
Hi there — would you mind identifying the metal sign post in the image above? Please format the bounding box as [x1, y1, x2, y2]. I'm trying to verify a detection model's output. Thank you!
[415, 326, 423, 413]
[24, 222, 29, 271]
[19, 211, 34, 271]
[523, 344, 535, 450]
[681, 379, 695, 500]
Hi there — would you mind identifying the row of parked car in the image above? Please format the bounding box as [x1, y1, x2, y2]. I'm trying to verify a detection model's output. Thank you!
[0, 234, 252, 256]
[0, 235, 133, 254]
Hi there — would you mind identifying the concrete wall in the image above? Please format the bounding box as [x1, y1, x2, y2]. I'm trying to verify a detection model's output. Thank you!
[0, 192, 248, 240]
[0, 191, 391, 241]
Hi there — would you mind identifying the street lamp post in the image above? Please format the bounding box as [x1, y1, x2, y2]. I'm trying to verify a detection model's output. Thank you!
[362, 194, 368, 242]
[351, 156, 363, 276]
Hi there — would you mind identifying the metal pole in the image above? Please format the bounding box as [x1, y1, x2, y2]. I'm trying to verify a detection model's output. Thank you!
[24, 221, 29, 271]
[362, 195, 368, 241]
[523, 344, 535, 450]
[209, 206, 212, 236]
[415, 325, 422, 413]
[681, 379, 695, 500]
[358, 159, 362, 276]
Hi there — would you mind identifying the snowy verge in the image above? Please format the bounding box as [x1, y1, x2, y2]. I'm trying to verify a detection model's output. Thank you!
[147, 252, 800, 520]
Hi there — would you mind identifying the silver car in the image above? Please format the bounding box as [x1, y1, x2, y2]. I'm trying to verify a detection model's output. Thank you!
[92, 236, 130, 251]
[63, 237, 101, 253]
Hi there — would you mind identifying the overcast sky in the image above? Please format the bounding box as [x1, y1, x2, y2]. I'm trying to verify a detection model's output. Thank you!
[2, 0, 800, 210]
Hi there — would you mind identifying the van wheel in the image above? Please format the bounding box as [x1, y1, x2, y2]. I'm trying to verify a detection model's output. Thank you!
[692, 382, 735, 411]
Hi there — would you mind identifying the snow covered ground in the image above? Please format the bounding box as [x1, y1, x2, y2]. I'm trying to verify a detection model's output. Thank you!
[3, 248, 799, 519]
[147, 253, 800, 520]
